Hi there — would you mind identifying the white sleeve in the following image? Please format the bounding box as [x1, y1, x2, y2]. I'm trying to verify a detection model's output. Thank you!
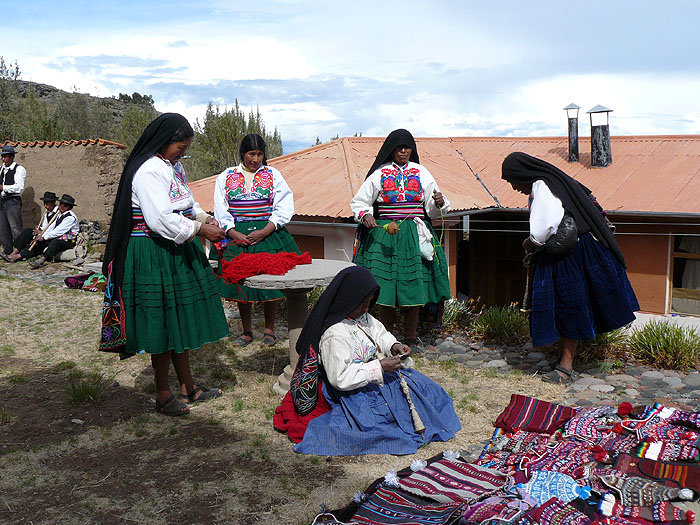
[269, 169, 294, 228]
[420, 166, 451, 219]
[132, 160, 195, 244]
[529, 180, 565, 246]
[350, 171, 381, 222]
[319, 324, 384, 391]
[213, 171, 236, 232]
[367, 314, 398, 353]
[43, 212, 77, 240]
[3, 165, 26, 194]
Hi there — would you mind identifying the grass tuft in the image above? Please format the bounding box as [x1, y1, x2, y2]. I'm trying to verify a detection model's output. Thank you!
[473, 304, 529, 344]
[66, 370, 113, 403]
[442, 298, 480, 329]
[628, 320, 700, 370]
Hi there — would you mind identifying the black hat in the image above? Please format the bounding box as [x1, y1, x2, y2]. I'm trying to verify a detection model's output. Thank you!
[59, 194, 76, 207]
[39, 191, 58, 202]
[1, 145, 16, 156]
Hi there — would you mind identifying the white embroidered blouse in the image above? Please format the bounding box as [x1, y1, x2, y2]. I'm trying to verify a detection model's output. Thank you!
[350, 161, 450, 222]
[319, 313, 414, 392]
[131, 156, 205, 244]
[213, 163, 294, 231]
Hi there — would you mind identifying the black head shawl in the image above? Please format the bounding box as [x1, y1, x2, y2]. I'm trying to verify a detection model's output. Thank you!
[365, 128, 419, 179]
[501, 152, 625, 266]
[100, 113, 192, 354]
[290, 266, 379, 414]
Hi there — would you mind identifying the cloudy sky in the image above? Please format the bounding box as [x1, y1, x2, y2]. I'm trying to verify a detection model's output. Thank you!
[6, 0, 700, 153]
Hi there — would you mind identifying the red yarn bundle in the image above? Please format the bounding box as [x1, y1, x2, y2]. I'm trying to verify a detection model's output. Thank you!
[216, 249, 312, 284]
[617, 402, 633, 417]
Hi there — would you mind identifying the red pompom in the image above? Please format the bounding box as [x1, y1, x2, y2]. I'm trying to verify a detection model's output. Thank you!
[612, 423, 625, 434]
[687, 510, 695, 524]
[617, 402, 633, 417]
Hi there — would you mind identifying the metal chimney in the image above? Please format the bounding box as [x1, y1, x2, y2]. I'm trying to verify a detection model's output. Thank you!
[587, 105, 613, 167]
[564, 103, 580, 162]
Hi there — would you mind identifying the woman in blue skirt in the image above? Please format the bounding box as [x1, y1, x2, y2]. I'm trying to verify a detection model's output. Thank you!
[501, 152, 639, 384]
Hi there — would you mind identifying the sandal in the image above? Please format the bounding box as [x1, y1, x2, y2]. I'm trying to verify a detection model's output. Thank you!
[180, 385, 223, 403]
[261, 332, 277, 346]
[29, 257, 46, 269]
[155, 394, 190, 416]
[0, 254, 13, 262]
[233, 331, 253, 347]
[542, 365, 574, 384]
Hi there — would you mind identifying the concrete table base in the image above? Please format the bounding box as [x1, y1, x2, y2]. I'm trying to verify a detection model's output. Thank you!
[241, 258, 354, 395]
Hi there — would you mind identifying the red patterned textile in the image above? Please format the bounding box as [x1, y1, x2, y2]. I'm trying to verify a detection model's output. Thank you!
[495, 394, 576, 434]
[272, 383, 330, 443]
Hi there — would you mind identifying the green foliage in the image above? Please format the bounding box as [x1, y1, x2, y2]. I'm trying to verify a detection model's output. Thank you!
[628, 320, 700, 370]
[66, 370, 113, 403]
[110, 104, 159, 157]
[442, 297, 480, 329]
[473, 304, 529, 344]
[576, 327, 629, 363]
[0, 407, 10, 425]
[186, 101, 283, 181]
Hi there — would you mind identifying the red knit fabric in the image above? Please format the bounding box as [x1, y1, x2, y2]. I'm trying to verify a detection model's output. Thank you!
[216, 249, 312, 284]
[273, 384, 330, 443]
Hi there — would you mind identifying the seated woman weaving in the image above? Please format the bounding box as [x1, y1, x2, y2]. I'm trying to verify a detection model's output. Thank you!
[274, 266, 461, 456]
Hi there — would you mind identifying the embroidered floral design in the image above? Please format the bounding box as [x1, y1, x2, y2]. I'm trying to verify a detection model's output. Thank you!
[169, 161, 192, 202]
[379, 163, 423, 203]
[225, 166, 274, 202]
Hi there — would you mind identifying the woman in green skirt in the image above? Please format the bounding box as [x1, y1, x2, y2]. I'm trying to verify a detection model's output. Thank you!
[100, 113, 230, 416]
[211, 134, 300, 347]
[350, 129, 451, 350]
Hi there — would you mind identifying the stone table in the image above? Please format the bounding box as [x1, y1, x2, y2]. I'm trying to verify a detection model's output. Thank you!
[242, 258, 354, 395]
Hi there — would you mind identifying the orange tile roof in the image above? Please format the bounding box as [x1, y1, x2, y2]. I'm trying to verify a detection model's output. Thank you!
[190, 135, 700, 218]
[3, 138, 126, 148]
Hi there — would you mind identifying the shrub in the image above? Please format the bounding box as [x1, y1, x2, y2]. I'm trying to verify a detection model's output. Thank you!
[628, 320, 700, 370]
[473, 304, 529, 344]
[442, 297, 480, 329]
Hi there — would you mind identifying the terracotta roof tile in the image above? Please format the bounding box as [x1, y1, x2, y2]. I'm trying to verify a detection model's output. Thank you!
[3, 138, 126, 149]
[190, 135, 700, 218]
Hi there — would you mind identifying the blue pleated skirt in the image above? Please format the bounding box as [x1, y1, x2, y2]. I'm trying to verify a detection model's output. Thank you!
[294, 368, 461, 456]
[530, 232, 640, 348]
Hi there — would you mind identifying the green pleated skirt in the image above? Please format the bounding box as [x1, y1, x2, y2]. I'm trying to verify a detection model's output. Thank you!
[121, 236, 229, 355]
[354, 219, 451, 307]
[210, 220, 301, 302]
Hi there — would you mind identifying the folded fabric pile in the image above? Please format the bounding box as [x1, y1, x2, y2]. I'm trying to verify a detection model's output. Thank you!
[315, 395, 699, 525]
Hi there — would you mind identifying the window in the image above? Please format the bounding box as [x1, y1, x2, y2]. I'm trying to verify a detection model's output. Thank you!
[671, 235, 700, 315]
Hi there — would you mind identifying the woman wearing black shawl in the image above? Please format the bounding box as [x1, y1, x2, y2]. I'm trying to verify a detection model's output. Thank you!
[99, 113, 230, 416]
[274, 266, 460, 455]
[502, 152, 639, 383]
[350, 129, 451, 350]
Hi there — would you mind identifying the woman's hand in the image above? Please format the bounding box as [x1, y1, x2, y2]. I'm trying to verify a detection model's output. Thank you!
[433, 190, 445, 208]
[228, 229, 251, 246]
[246, 222, 276, 245]
[380, 356, 403, 372]
[204, 216, 219, 227]
[390, 342, 412, 359]
[361, 213, 377, 228]
[199, 223, 226, 242]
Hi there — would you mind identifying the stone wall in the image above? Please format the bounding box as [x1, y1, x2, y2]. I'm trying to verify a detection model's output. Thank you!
[7, 141, 124, 229]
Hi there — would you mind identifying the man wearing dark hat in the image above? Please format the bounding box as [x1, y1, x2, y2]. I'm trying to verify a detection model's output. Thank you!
[0, 145, 27, 255]
[2, 191, 58, 262]
[4, 194, 78, 268]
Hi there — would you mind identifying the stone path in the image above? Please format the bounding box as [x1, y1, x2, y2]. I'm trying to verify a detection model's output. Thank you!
[424, 335, 700, 412]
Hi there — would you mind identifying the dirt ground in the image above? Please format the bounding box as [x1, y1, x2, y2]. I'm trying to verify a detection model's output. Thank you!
[0, 269, 566, 524]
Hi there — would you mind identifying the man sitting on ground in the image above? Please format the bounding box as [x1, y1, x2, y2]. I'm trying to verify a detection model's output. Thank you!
[2, 191, 59, 263]
[3, 194, 78, 268]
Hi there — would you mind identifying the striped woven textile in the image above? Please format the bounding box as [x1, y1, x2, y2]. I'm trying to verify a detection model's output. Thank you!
[494, 394, 575, 434]
[130, 207, 194, 237]
[376, 202, 424, 219]
[227, 198, 272, 222]
[398, 459, 507, 504]
[352, 486, 464, 525]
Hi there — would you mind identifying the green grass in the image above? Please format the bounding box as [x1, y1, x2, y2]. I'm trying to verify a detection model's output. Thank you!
[628, 320, 700, 370]
[0, 407, 10, 424]
[0, 344, 16, 356]
[7, 372, 28, 384]
[577, 328, 629, 363]
[442, 297, 479, 329]
[66, 370, 113, 403]
[472, 304, 529, 344]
